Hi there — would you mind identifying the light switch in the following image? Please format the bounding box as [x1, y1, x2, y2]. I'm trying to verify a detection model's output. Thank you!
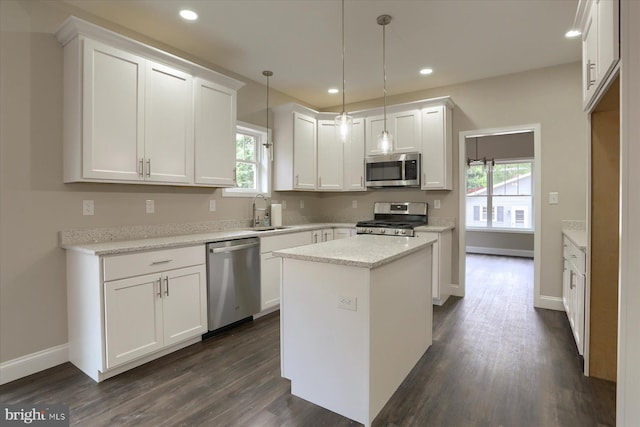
[282, 200, 287, 209]
[209, 200, 216, 212]
[82, 200, 94, 216]
[338, 295, 357, 311]
[549, 192, 559, 205]
[434, 200, 441, 209]
[352, 200, 358, 209]
[146, 199, 155, 214]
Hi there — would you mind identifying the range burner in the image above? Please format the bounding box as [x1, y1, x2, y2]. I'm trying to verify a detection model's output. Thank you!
[356, 202, 428, 237]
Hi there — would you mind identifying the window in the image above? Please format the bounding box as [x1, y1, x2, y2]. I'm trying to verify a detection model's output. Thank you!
[223, 122, 271, 198]
[466, 161, 533, 230]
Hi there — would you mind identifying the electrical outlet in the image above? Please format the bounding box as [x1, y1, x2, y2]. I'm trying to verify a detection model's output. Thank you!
[549, 192, 559, 205]
[209, 200, 216, 212]
[82, 200, 94, 216]
[352, 200, 358, 209]
[300, 199, 305, 209]
[338, 295, 357, 311]
[434, 200, 441, 209]
[146, 199, 155, 214]
[282, 200, 287, 209]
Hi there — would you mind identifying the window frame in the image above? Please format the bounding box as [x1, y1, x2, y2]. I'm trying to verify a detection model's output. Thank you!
[222, 121, 271, 198]
[466, 159, 534, 232]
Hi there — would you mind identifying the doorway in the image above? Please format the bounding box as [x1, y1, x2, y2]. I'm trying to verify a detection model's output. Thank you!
[457, 125, 542, 307]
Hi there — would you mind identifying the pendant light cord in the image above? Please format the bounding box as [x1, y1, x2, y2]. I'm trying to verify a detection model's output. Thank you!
[262, 70, 273, 148]
[382, 19, 387, 132]
[341, 0, 346, 114]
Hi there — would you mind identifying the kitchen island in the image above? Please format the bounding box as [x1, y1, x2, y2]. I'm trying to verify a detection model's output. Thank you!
[274, 234, 436, 427]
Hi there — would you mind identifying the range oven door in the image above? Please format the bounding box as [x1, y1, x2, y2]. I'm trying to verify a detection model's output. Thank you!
[365, 152, 420, 187]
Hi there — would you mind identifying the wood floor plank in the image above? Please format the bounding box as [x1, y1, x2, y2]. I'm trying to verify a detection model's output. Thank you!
[0, 255, 615, 426]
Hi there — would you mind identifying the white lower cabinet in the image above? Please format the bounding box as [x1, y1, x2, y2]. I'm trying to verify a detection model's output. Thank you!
[333, 227, 355, 239]
[67, 245, 207, 382]
[312, 228, 334, 244]
[416, 229, 452, 305]
[562, 236, 586, 355]
[259, 232, 313, 311]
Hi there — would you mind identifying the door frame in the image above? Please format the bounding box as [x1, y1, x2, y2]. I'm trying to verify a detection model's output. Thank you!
[457, 124, 542, 307]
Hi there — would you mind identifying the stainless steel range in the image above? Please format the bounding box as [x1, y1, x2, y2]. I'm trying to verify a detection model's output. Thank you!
[356, 202, 428, 237]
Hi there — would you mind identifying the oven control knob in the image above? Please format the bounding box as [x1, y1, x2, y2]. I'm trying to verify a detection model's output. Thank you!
[401, 230, 407, 235]
[367, 228, 372, 233]
[395, 229, 400, 235]
[380, 229, 386, 234]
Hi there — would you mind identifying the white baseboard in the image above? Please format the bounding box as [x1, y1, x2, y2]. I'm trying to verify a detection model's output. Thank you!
[0, 344, 69, 385]
[466, 246, 534, 258]
[535, 295, 564, 311]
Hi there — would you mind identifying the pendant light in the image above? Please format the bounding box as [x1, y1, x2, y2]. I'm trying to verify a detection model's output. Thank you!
[377, 14, 393, 153]
[262, 70, 273, 158]
[334, 0, 353, 143]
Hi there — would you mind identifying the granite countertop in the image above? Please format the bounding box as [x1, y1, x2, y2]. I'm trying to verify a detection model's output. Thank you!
[563, 229, 587, 250]
[63, 223, 355, 256]
[273, 234, 437, 269]
[415, 225, 454, 232]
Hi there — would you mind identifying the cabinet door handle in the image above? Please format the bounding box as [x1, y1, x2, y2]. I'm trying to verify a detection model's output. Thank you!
[313, 234, 318, 243]
[157, 278, 162, 298]
[151, 259, 172, 265]
[233, 168, 237, 184]
[586, 60, 596, 89]
[139, 158, 144, 177]
[146, 159, 151, 177]
[295, 174, 299, 186]
[318, 176, 322, 187]
[360, 176, 364, 187]
[164, 276, 169, 297]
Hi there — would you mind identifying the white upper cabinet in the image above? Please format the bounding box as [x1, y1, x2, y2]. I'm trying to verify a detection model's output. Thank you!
[421, 104, 453, 190]
[344, 119, 366, 191]
[144, 61, 193, 184]
[317, 120, 344, 191]
[293, 112, 318, 190]
[579, 0, 620, 110]
[56, 17, 243, 187]
[273, 105, 317, 191]
[194, 78, 237, 186]
[80, 39, 144, 182]
[365, 110, 421, 156]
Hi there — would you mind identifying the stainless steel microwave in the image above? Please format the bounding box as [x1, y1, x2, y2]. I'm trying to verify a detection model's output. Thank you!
[365, 152, 421, 188]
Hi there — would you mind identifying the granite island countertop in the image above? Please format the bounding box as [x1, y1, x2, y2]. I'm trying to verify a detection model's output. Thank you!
[273, 234, 437, 269]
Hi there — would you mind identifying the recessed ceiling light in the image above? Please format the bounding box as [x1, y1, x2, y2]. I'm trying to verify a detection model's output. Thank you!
[565, 29, 581, 38]
[328, 88, 339, 94]
[179, 9, 198, 21]
[419, 68, 433, 75]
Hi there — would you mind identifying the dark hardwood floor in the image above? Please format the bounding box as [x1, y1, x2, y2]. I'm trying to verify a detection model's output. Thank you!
[1, 254, 615, 426]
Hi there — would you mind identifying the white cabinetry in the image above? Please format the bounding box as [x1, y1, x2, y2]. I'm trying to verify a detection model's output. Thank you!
[334, 227, 355, 239]
[579, 0, 620, 110]
[421, 104, 453, 190]
[194, 78, 238, 186]
[259, 232, 312, 311]
[365, 110, 421, 156]
[56, 17, 243, 187]
[317, 120, 344, 190]
[67, 245, 207, 382]
[344, 119, 366, 191]
[416, 229, 453, 305]
[562, 236, 586, 355]
[312, 229, 334, 244]
[273, 105, 317, 191]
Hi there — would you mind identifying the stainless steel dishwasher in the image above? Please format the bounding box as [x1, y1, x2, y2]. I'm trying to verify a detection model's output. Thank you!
[206, 237, 260, 333]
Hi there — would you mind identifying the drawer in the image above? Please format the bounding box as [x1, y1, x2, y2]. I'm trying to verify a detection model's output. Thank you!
[260, 231, 312, 253]
[103, 245, 205, 282]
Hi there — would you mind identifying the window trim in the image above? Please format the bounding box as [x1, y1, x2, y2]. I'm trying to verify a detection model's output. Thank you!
[465, 159, 534, 231]
[222, 121, 271, 198]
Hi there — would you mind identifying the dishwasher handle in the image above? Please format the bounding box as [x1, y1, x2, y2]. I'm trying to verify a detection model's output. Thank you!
[209, 241, 259, 254]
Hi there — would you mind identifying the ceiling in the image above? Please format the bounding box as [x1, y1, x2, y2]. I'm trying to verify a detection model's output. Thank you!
[60, 0, 581, 109]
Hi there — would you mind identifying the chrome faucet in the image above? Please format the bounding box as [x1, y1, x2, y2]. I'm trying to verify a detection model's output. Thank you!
[252, 194, 268, 227]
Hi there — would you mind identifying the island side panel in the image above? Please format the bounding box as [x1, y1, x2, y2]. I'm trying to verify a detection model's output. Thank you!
[281, 258, 371, 425]
[369, 245, 433, 422]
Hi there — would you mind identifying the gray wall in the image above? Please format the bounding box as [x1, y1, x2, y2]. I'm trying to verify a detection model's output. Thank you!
[466, 231, 534, 256]
[0, 0, 587, 364]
